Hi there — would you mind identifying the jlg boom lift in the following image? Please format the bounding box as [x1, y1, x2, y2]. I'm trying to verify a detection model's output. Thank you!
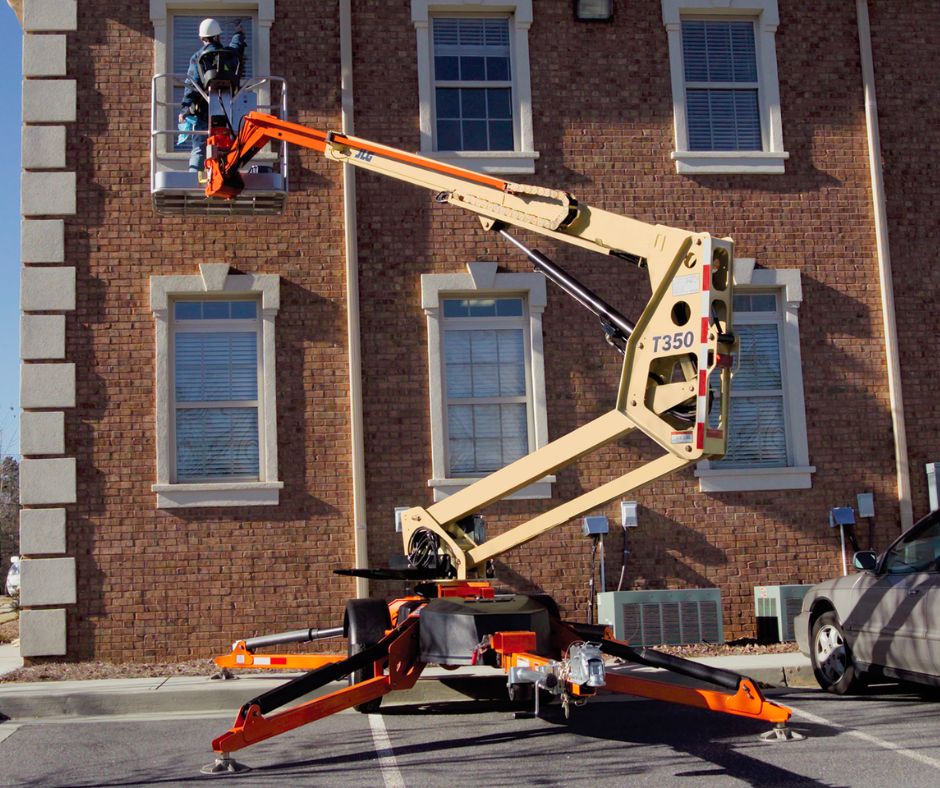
[200, 111, 799, 773]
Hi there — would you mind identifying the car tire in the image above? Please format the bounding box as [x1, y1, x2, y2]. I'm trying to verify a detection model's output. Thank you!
[345, 598, 391, 713]
[811, 611, 862, 694]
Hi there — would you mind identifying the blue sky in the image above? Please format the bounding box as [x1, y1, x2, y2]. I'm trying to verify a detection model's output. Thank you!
[0, 7, 21, 458]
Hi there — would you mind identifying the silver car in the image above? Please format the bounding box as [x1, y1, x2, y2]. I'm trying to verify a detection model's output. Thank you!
[795, 510, 940, 693]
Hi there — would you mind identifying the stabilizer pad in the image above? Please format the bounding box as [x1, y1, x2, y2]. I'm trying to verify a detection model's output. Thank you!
[419, 595, 552, 665]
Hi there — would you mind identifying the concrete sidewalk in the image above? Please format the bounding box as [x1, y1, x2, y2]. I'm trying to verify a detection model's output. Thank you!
[0, 652, 814, 721]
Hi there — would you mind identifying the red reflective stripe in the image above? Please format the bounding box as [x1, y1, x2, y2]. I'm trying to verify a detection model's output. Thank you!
[700, 316, 709, 344]
[696, 422, 705, 449]
[698, 369, 708, 396]
[702, 266, 710, 291]
[270, 657, 288, 666]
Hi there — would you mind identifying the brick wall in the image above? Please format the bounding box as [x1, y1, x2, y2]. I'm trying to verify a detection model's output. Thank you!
[53, 0, 925, 661]
[868, 0, 940, 513]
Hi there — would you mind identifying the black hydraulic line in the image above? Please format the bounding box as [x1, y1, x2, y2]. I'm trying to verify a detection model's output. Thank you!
[334, 567, 443, 581]
[243, 626, 344, 652]
[497, 229, 701, 422]
[243, 633, 393, 716]
[599, 637, 742, 692]
[497, 230, 636, 343]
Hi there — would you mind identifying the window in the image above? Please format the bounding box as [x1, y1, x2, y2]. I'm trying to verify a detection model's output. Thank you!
[661, 0, 787, 174]
[172, 300, 261, 481]
[422, 263, 553, 500]
[151, 265, 282, 508]
[150, 1, 274, 155]
[433, 18, 514, 152]
[443, 297, 529, 474]
[170, 15, 257, 152]
[884, 513, 940, 575]
[682, 20, 760, 151]
[695, 264, 813, 492]
[413, 0, 538, 174]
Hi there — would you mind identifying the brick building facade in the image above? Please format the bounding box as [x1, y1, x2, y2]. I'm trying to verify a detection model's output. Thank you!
[12, 0, 939, 662]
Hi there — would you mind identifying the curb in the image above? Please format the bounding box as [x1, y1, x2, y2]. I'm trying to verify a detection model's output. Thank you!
[0, 673, 511, 720]
[0, 658, 815, 721]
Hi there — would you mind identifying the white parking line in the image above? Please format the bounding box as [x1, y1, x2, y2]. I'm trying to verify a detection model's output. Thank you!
[0, 724, 20, 745]
[368, 713, 405, 788]
[791, 707, 940, 771]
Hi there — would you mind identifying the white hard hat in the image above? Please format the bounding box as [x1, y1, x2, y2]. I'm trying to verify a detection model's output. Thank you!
[199, 18, 222, 38]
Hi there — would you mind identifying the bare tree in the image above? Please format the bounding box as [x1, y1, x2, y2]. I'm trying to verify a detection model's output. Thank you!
[0, 409, 19, 578]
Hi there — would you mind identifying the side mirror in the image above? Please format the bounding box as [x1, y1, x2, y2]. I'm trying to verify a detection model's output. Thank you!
[853, 550, 877, 571]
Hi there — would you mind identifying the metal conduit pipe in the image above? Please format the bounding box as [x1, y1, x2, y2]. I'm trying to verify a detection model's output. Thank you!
[856, 0, 912, 531]
[243, 626, 344, 652]
[340, 0, 370, 596]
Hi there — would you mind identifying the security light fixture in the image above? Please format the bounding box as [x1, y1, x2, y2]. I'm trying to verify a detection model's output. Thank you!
[575, 0, 614, 22]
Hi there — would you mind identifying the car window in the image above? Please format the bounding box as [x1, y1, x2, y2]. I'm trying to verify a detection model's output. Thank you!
[883, 515, 940, 574]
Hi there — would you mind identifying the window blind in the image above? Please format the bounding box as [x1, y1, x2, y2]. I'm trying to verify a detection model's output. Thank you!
[710, 322, 786, 467]
[173, 327, 260, 480]
[171, 15, 256, 149]
[443, 323, 528, 474]
[682, 20, 761, 151]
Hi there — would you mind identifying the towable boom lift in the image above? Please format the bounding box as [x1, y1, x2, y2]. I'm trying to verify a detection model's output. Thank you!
[201, 112, 798, 773]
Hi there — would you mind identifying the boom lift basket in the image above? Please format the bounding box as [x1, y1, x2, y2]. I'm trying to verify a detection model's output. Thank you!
[150, 74, 289, 216]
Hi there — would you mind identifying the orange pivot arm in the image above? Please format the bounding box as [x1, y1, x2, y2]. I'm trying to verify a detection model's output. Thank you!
[551, 620, 792, 726]
[601, 671, 791, 725]
[213, 616, 424, 755]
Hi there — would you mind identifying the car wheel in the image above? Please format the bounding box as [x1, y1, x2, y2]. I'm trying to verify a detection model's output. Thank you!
[811, 611, 861, 694]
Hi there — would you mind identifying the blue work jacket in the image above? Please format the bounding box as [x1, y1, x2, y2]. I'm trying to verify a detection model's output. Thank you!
[180, 31, 247, 117]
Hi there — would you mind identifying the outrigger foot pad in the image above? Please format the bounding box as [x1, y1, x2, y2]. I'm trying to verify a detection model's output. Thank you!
[200, 755, 251, 775]
[759, 724, 806, 743]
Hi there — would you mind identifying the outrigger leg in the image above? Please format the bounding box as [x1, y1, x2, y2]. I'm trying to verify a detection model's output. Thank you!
[203, 616, 423, 772]
[557, 622, 800, 741]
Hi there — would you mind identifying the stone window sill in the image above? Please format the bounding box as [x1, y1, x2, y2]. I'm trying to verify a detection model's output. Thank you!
[153, 481, 284, 509]
[672, 150, 789, 175]
[695, 466, 815, 493]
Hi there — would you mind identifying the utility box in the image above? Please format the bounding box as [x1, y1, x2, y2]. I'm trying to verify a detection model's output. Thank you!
[597, 589, 723, 647]
[754, 585, 813, 643]
[928, 462, 940, 512]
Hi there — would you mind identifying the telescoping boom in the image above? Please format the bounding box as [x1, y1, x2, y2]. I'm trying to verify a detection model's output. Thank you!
[206, 111, 737, 582]
[197, 113, 801, 776]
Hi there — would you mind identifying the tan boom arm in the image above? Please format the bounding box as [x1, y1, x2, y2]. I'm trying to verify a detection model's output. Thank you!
[206, 112, 736, 580]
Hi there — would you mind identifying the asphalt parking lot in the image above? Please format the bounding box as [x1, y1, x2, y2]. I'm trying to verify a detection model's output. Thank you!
[1, 684, 940, 787]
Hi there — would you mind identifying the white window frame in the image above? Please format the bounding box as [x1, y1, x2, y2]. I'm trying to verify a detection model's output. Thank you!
[661, 0, 788, 174]
[422, 262, 553, 501]
[151, 264, 283, 508]
[149, 1, 274, 159]
[695, 261, 814, 491]
[412, 0, 539, 174]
